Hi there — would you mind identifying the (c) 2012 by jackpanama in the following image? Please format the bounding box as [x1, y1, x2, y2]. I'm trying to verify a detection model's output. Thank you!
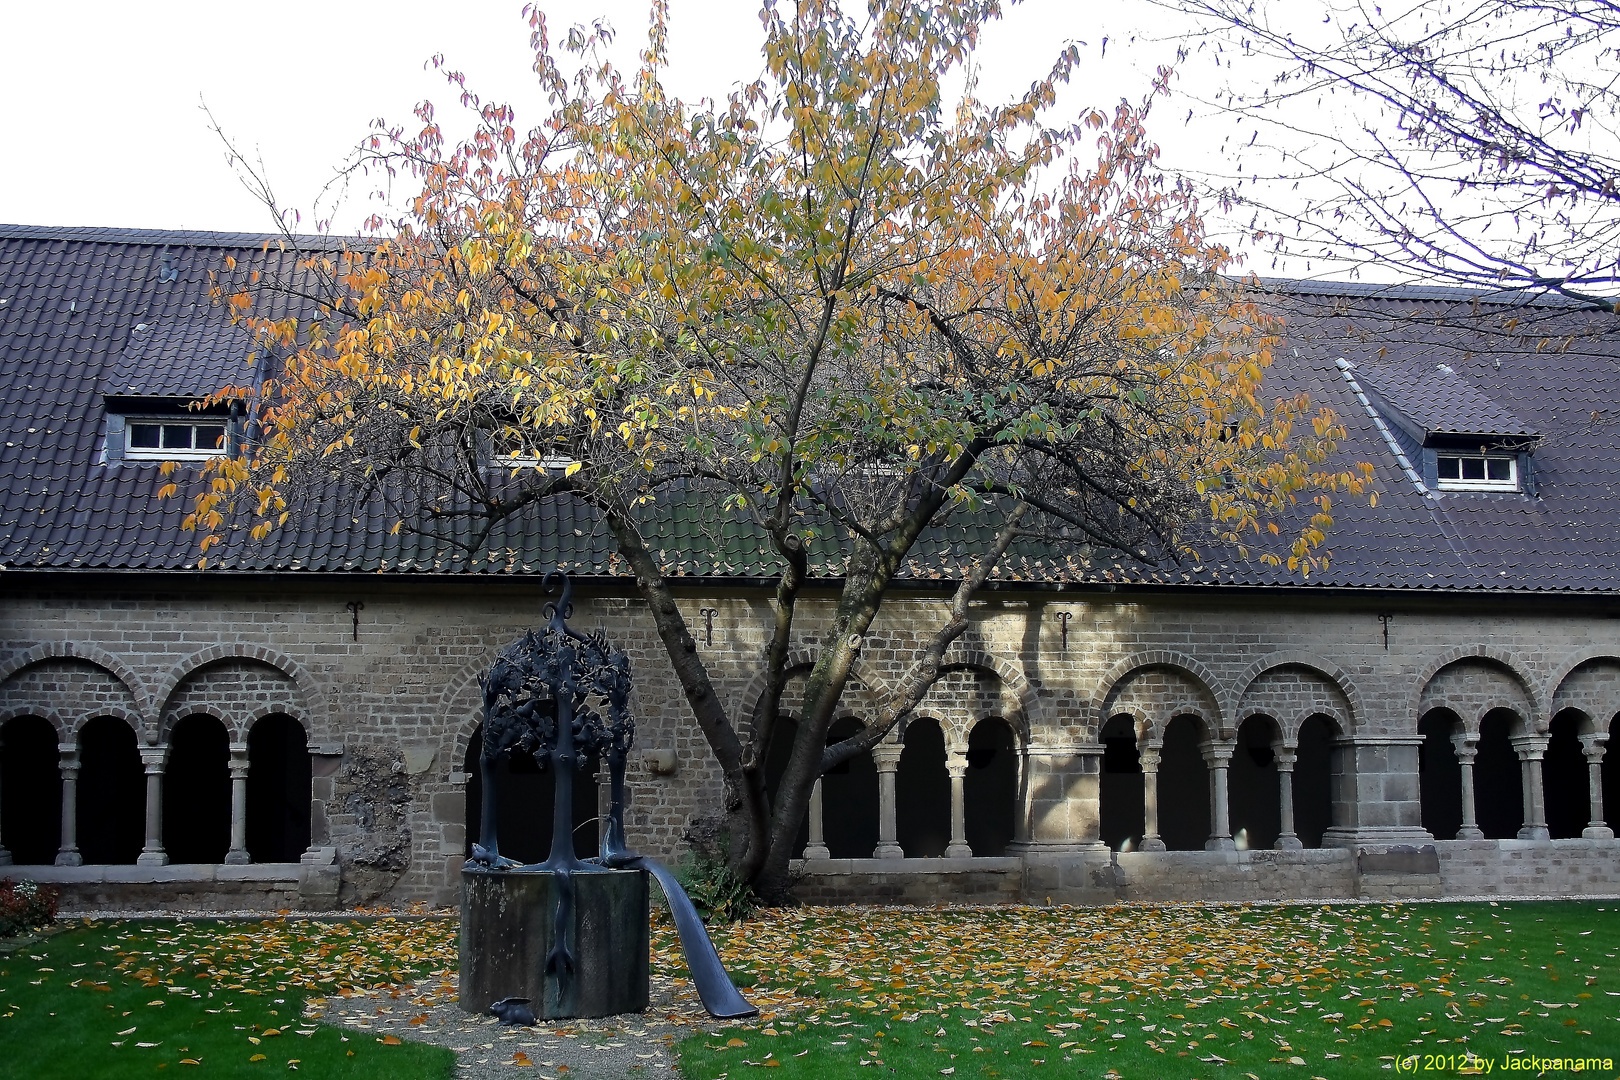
[1396, 1052, 1616, 1074]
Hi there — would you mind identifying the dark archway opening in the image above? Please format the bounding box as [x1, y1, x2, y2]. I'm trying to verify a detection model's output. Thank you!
[1294, 715, 1338, 848]
[963, 718, 1017, 857]
[1158, 715, 1210, 851]
[247, 714, 311, 862]
[1418, 709, 1463, 841]
[762, 716, 807, 858]
[463, 723, 599, 864]
[1476, 709, 1524, 839]
[1544, 710, 1590, 839]
[1229, 716, 1280, 850]
[164, 714, 231, 863]
[896, 718, 950, 857]
[1, 716, 62, 864]
[77, 717, 144, 864]
[821, 717, 879, 859]
[1098, 714, 1143, 851]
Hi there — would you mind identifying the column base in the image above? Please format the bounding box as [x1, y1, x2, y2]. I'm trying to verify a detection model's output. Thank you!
[1455, 827, 1485, 840]
[1321, 826, 1434, 848]
[55, 850, 83, 867]
[872, 842, 904, 860]
[1006, 840, 1108, 856]
[1516, 826, 1551, 841]
[1583, 825, 1615, 840]
[1205, 836, 1237, 852]
[943, 841, 973, 858]
[1139, 836, 1166, 852]
[0, 847, 11, 866]
[802, 844, 831, 861]
[1274, 834, 1304, 851]
[136, 851, 169, 866]
[224, 850, 252, 865]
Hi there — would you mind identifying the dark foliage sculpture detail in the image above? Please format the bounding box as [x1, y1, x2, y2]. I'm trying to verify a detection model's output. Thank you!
[467, 572, 755, 1019]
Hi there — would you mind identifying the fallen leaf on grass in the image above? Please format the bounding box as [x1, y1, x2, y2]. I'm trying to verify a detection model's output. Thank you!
[378, 1035, 402, 1045]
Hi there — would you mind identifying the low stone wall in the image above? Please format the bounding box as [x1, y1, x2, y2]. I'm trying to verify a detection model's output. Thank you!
[792, 858, 1023, 905]
[1435, 838, 1620, 896]
[1023, 848, 1360, 905]
[10, 848, 340, 912]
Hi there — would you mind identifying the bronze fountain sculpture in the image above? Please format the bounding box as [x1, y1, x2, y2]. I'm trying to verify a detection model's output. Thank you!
[460, 571, 756, 1021]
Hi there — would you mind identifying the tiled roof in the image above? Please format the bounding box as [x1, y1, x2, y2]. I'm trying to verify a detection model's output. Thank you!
[1355, 358, 1540, 440]
[4, 226, 1619, 594]
[101, 316, 260, 400]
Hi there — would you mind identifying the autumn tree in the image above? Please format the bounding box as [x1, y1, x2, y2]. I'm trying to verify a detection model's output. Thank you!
[190, 0, 1370, 899]
[1163, 0, 1620, 312]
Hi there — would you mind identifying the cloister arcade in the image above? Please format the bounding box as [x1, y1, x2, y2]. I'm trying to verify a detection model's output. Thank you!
[5, 647, 1620, 878]
[0, 652, 315, 867]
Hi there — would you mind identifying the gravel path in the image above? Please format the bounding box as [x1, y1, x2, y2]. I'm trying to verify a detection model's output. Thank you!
[308, 971, 732, 1080]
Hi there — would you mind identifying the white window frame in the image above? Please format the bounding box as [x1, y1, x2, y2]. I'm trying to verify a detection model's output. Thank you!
[123, 416, 229, 461]
[493, 451, 578, 472]
[1435, 452, 1518, 492]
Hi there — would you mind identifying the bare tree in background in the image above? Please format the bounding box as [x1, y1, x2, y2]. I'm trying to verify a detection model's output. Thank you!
[1162, 0, 1620, 312]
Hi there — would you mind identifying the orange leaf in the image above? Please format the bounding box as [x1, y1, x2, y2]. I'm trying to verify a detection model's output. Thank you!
[378, 1035, 402, 1046]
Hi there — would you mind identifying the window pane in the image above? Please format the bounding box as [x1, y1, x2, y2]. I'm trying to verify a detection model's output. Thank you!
[129, 423, 161, 449]
[1460, 457, 1486, 481]
[161, 424, 193, 449]
[1487, 458, 1512, 481]
[1438, 456, 1461, 480]
[196, 425, 225, 450]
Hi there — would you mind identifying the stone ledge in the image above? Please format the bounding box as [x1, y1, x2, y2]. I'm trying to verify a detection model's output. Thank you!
[7, 863, 302, 885]
[796, 857, 1020, 875]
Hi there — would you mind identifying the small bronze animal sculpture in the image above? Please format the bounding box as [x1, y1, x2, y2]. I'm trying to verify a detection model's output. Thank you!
[489, 997, 536, 1026]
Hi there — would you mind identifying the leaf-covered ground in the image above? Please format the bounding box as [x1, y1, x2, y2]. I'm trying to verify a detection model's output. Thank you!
[0, 916, 457, 1078]
[671, 901, 1620, 1078]
[6, 902, 1618, 1078]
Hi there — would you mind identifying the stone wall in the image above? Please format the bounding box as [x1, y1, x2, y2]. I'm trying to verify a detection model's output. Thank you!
[4, 575, 1620, 907]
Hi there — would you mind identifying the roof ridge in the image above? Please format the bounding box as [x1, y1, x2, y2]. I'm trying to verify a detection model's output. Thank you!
[0, 223, 359, 252]
[1246, 275, 1587, 308]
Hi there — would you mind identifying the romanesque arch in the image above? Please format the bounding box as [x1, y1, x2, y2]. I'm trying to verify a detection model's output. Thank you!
[0, 655, 147, 740]
[1412, 650, 1542, 732]
[1233, 657, 1358, 742]
[154, 646, 327, 741]
[0, 643, 149, 727]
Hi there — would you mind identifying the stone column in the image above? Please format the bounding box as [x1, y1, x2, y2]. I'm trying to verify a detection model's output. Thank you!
[803, 778, 830, 860]
[1450, 735, 1484, 840]
[1274, 748, 1303, 850]
[1579, 735, 1613, 839]
[945, 754, 973, 857]
[1139, 744, 1166, 851]
[872, 744, 904, 859]
[137, 747, 168, 866]
[0, 733, 11, 866]
[55, 746, 82, 867]
[225, 744, 251, 864]
[1202, 743, 1236, 851]
[1512, 736, 1551, 841]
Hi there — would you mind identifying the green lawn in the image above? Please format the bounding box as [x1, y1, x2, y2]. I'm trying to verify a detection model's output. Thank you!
[0, 917, 456, 1078]
[671, 902, 1620, 1079]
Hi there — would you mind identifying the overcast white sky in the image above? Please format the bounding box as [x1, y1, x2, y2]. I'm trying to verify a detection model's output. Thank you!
[2, 0, 1316, 268]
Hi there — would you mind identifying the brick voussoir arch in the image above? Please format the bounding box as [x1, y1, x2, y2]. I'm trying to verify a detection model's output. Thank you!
[154, 645, 327, 743]
[75, 708, 145, 742]
[1230, 651, 1362, 737]
[0, 705, 72, 743]
[1410, 646, 1545, 731]
[1545, 651, 1620, 723]
[936, 643, 1045, 744]
[0, 642, 151, 729]
[736, 648, 895, 729]
[1097, 650, 1225, 734]
[160, 703, 234, 749]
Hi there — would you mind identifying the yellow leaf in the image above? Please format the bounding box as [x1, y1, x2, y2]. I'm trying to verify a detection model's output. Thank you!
[250, 1053, 267, 1062]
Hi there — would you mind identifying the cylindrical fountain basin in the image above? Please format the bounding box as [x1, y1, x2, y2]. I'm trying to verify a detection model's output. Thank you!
[459, 866, 650, 1019]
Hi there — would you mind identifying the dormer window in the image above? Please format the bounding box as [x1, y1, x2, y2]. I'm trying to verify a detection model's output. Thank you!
[1436, 453, 1517, 492]
[126, 418, 227, 460]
